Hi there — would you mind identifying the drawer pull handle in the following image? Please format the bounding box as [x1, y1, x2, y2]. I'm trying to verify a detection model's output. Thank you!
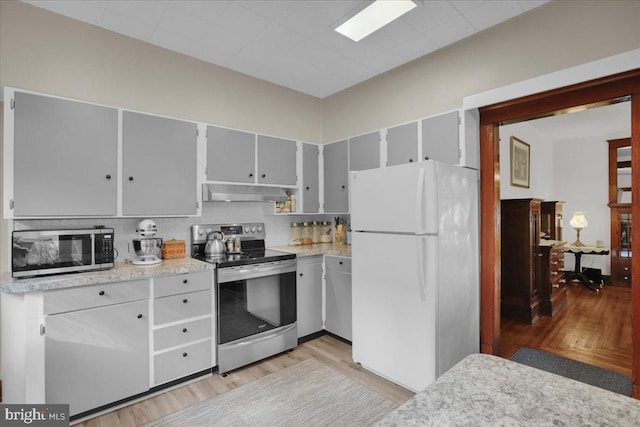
[137, 314, 143, 319]
[183, 299, 188, 304]
[182, 328, 188, 333]
[624, 267, 629, 271]
[299, 273, 304, 277]
[624, 276, 629, 280]
[182, 352, 188, 358]
[99, 291, 105, 296]
[551, 272, 558, 276]
[552, 284, 560, 288]
[183, 279, 188, 284]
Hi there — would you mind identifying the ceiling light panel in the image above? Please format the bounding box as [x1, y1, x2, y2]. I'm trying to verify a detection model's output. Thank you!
[335, 0, 417, 42]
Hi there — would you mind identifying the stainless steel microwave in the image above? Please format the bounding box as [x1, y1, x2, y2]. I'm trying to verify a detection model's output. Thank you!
[12, 228, 115, 278]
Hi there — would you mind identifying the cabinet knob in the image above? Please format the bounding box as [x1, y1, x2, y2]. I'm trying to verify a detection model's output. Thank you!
[552, 284, 560, 288]
[339, 261, 343, 265]
[105, 174, 112, 180]
[128, 176, 134, 181]
[261, 174, 266, 178]
[409, 159, 413, 163]
[182, 328, 188, 333]
[99, 290, 105, 296]
[183, 279, 188, 284]
[341, 185, 346, 189]
[299, 273, 304, 277]
[424, 156, 429, 160]
[624, 276, 629, 280]
[182, 299, 188, 304]
[249, 173, 254, 177]
[182, 352, 188, 358]
[306, 186, 310, 190]
[137, 314, 143, 319]
[624, 267, 629, 271]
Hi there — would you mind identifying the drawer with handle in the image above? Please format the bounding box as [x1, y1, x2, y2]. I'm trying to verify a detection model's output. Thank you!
[154, 271, 211, 298]
[153, 339, 212, 386]
[154, 317, 212, 351]
[154, 289, 211, 325]
[325, 256, 351, 273]
[44, 279, 149, 315]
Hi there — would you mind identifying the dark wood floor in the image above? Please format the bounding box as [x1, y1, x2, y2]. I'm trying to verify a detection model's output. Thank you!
[499, 282, 633, 377]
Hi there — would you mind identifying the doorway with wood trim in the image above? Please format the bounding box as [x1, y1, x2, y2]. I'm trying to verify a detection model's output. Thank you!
[477, 69, 640, 398]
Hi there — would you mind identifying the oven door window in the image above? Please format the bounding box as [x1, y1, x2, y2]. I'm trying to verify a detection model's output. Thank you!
[12, 234, 93, 272]
[218, 270, 296, 344]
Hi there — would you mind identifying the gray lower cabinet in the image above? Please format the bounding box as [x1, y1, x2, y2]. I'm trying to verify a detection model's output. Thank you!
[324, 256, 352, 341]
[323, 140, 349, 213]
[350, 131, 380, 171]
[422, 111, 459, 164]
[207, 125, 256, 183]
[123, 111, 197, 216]
[387, 121, 418, 166]
[296, 256, 323, 338]
[12, 91, 118, 216]
[257, 135, 297, 186]
[45, 299, 149, 416]
[302, 143, 320, 213]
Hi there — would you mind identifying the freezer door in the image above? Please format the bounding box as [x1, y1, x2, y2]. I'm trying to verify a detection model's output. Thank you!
[351, 161, 437, 234]
[352, 231, 438, 392]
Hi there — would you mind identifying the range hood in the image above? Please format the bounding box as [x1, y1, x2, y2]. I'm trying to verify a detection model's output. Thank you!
[202, 184, 288, 202]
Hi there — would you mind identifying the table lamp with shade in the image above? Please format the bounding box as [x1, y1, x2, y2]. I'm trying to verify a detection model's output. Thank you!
[569, 212, 588, 247]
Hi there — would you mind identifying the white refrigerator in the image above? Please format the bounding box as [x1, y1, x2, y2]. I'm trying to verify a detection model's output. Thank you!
[351, 160, 479, 392]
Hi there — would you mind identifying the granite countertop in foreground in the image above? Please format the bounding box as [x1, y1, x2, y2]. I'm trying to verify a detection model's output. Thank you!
[269, 243, 351, 258]
[375, 353, 640, 426]
[1, 258, 213, 294]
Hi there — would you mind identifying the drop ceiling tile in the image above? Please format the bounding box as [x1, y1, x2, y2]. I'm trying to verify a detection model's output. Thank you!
[421, 11, 476, 48]
[104, 0, 167, 25]
[150, 27, 201, 58]
[403, 1, 462, 30]
[101, 9, 157, 41]
[167, 0, 231, 23]
[368, 20, 424, 51]
[456, 1, 524, 31]
[33, 0, 106, 26]
[157, 4, 210, 42]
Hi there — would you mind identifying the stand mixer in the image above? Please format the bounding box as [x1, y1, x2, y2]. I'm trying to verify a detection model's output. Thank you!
[132, 219, 163, 265]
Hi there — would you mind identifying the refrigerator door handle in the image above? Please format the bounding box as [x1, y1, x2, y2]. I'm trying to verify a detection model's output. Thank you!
[415, 167, 425, 234]
[417, 237, 427, 301]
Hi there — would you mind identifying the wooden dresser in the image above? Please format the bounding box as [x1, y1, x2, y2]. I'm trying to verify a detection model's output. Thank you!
[500, 198, 543, 324]
[538, 241, 567, 316]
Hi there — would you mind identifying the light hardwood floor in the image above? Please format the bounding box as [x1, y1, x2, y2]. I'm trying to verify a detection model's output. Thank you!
[499, 282, 633, 377]
[75, 335, 414, 427]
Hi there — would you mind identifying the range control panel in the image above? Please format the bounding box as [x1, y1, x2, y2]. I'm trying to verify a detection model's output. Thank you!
[191, 223, 265, 244]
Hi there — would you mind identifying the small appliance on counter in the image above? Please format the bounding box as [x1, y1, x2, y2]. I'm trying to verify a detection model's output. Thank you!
[131, 219, 162, 265]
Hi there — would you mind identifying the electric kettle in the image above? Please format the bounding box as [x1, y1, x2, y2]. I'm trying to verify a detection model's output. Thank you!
[204, 231, 226, 257]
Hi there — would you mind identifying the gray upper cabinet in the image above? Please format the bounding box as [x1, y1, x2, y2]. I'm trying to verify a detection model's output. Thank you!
[207, 126, 255, 183]
[323, 140, 349, 213]
[123, 111, 197, 216]
[257, 135, 297, 186]
[13, 92, 117, 216]
[422, 111, 459, 164]
[386, 122, 418, 166]
[349, 131, 380, 171]
[302, 143, 320, 213]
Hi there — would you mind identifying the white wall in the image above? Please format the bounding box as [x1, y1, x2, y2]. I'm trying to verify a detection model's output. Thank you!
[499, 122, 555, 200]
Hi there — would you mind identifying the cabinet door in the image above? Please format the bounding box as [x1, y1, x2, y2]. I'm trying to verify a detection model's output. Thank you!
[297, 260, 323, 338]
[45, 300, 149, 416]
[350, 131, 380, 171]
[257, 135, 297, 185]
[13, 92, 117, 216]
[422, 111, 459, 164]
[325, 269, 352, 341]
[207, 126, 255, 183]
[302, 143, 320, 213]
[323, 140, 349, 213]
[123, 111, 197, 216]
[387, 122, 418, 166]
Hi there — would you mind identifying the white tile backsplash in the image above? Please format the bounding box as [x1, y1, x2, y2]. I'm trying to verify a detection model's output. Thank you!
[13, 202, 340, 263]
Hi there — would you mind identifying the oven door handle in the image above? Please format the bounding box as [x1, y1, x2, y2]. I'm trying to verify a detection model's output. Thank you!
[222, 323, 296, 349]
[217, 261, 296, 282]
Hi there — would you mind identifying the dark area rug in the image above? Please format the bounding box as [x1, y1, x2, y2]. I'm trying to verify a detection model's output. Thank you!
[510, 348, 632, 396]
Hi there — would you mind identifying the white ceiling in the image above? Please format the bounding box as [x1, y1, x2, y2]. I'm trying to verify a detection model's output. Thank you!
[21, 0, 550, 98]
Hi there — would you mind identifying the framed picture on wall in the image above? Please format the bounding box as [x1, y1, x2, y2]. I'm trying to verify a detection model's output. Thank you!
[510, 136, 530, 188]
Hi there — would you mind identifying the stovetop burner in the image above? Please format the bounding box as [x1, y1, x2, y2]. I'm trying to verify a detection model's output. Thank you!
[191, 223, 295, 268]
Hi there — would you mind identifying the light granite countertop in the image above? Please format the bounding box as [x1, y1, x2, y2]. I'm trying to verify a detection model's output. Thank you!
[375, 353, 640, 426]
[1, 258, 213, 294]
[269, 243, 351, 258]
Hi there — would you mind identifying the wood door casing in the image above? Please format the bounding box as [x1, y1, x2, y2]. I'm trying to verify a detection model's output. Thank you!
[478, 68, 640, 398]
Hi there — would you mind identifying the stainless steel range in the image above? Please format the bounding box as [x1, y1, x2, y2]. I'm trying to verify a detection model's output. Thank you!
[191, 223, 297, 373]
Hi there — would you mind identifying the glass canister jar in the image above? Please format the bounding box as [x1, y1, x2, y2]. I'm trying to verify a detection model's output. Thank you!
[301, 222, 313, 245]
[312, 220, 321, 243]
[320, 221, 332, 243]
[289, 222, 301, 246]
